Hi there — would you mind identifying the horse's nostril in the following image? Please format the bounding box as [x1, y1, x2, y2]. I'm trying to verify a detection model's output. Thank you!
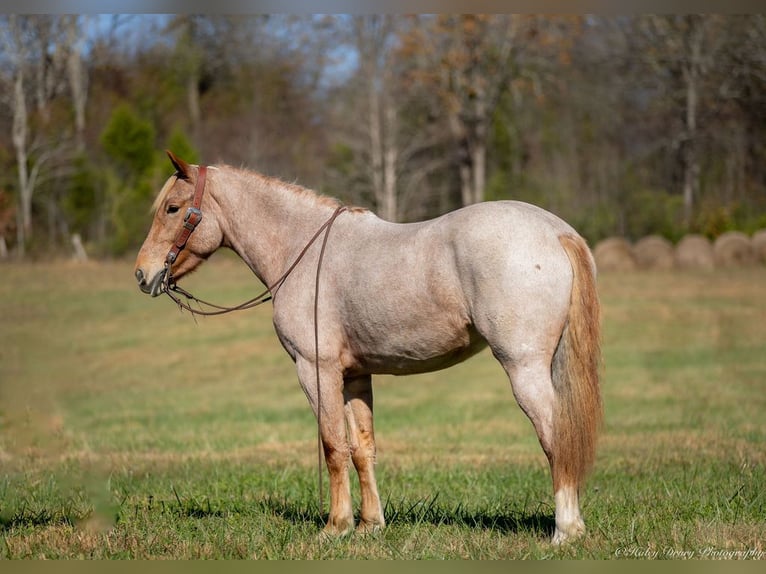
[135, 268, 146, 285]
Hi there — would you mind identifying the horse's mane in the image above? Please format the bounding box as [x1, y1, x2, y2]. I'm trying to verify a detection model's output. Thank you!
[152, 163, 365, 214]
[243, 168, 344, 211]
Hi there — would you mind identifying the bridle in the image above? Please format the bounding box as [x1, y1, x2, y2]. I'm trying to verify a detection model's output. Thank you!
[159, 163, 346, 518]
[165, 165, 207, 270]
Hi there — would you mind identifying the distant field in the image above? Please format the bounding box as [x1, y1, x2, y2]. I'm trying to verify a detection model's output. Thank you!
[0, 256, 764, 559]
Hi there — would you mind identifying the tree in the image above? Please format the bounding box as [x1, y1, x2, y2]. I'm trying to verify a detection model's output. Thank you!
[100, 104, 157, 254]
[64, 15, 88, 151]
[328, 15, 483, 220]
[166, 15, 212, 146]
[354, 15, 399, 221]
[404, 15, 522, 206]
[0, 15, 89, 256]
[0, 188, 14, 258]
[634, 15, 728, 229]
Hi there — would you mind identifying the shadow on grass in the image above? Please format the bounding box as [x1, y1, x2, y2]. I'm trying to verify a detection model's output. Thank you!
[0, 509, 77, 531]
[257, 493, 555, 538]
[1, 491, 553, 540]
[383, 494, 555, 537]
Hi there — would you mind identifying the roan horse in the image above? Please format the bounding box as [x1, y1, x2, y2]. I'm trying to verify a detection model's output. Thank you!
[134, 152, 602, 544]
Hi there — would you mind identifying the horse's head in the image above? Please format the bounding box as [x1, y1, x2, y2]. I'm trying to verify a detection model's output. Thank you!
[134, 151, 223, 296]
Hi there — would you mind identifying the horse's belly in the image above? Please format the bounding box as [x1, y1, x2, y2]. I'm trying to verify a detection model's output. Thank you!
[346, 324, 487, 376]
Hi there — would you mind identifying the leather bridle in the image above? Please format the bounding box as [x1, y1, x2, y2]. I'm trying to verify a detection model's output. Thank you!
[165, 165, 207, 268]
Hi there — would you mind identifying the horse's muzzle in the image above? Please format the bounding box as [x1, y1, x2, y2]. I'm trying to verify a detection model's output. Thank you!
[135, 267, 166, 297]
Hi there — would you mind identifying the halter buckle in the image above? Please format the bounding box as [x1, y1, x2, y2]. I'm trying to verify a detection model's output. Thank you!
[183, 207, 203, 231]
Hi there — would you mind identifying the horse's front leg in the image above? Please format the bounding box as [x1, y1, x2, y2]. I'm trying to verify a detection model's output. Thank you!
[296, 358, 354, 536]
[343, 374, 384, 533]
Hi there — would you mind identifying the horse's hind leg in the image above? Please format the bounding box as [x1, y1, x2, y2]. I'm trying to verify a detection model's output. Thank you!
[343, 375, 385, 533]
[499, 356, 585, 544]
[296, 359, 354, 536]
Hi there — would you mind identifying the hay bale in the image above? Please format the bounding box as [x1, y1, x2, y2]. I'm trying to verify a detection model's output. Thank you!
[713, 231, 756, 267]
[593, 237, 637, 271]
[633, 235, 675, 270]
[674, 234, 714, 271]
[751, 229, 766, 264]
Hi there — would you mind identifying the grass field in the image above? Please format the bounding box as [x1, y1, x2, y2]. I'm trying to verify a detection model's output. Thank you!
[0, 255, 764, 559]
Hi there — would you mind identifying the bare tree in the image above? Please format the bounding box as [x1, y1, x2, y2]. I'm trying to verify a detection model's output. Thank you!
[407, 15, 521, 206]
[2, 15, 35, 256]
[332, 15, 431, 221]
[167, 15, 204, 142]
[0, 15, 75, 256]
[64, 15, 88, 151]
[353, 15, 400, 221]
[637, 15, 727, 228]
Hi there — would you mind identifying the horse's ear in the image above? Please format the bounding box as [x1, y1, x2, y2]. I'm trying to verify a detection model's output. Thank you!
[166, 150, 191, 181]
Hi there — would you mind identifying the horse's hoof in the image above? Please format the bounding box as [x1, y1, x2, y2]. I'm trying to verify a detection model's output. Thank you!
[320, 520, 355, 540]
[551, 520, 586, 545]
[356, 520, 385, 536]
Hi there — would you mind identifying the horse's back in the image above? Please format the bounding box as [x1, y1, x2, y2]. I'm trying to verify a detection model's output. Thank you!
[442, 200, 578, 245]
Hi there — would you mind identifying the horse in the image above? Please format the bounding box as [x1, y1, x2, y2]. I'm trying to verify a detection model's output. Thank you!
[134, 151, 602, 544]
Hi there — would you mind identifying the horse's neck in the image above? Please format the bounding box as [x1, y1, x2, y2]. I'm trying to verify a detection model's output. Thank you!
[213, 169, 336, 287]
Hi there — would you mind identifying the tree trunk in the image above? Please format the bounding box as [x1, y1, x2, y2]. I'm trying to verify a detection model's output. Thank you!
[12, 66, 31, 256]
[368, 62, 384, 215]
[458, 160, 473, 207]
[65, 15, 88, 151]
[682, 16, 704, 229]
[71, 233, 88, 262]
[451, 125, 485, 207]
[682, 70, 699, 229]
[357, 15, 399, 222]
[187, 72, 201, 136]
[382, 98, 398, 222]
[472, 139, 487, 205]
[447, 109, 474, 207]
[436, 16, 516, 207]
[180, 16, 202, 142]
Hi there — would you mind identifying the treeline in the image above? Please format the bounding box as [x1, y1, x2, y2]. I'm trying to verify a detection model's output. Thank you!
[1, 14, 765, 259]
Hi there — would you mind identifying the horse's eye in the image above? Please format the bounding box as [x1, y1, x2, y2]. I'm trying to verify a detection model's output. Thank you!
[166, 205, 180, 215]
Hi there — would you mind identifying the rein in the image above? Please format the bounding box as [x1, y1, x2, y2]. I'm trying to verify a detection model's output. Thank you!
[161, 164, 347, 522]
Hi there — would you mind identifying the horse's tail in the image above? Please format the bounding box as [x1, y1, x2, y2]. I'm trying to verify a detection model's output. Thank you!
[551, 233, 602, 491]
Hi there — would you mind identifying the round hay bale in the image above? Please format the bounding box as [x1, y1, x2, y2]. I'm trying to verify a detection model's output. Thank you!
[751, 229, 766, 264]
[633, 235, 675, 270]
[674, 234, 714, 271]
[593, 237, 637, 271]
[713, 231, 756, 267]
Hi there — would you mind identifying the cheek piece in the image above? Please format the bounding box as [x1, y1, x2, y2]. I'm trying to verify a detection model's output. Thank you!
[165, 165, 207, 269]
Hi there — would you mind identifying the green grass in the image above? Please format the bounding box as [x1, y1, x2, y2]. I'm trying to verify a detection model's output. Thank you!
[0, 256, 764, 559]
